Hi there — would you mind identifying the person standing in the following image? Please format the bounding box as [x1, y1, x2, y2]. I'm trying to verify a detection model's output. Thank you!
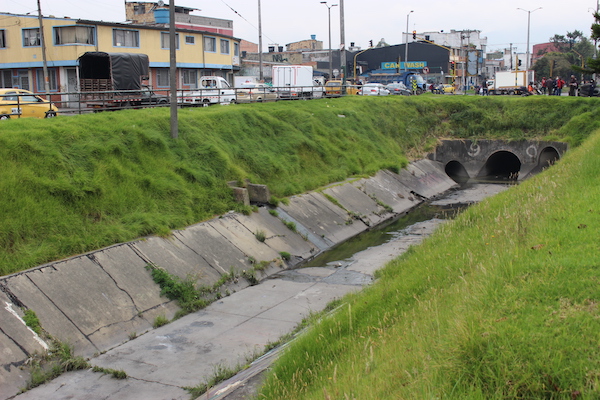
[545, 77, 554, 95]
[569, 75, 578, 96]
[541, 77, 547, 95]
[555, 76, 565, 96]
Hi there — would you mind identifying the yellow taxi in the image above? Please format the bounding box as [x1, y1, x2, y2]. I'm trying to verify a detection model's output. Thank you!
[325, 80, 343, 97]
[0, 88, 58, 120]
[442, 84, 456, 94]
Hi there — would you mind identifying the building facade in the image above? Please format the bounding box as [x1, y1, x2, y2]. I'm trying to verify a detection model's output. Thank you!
[0, 11, 240, 107]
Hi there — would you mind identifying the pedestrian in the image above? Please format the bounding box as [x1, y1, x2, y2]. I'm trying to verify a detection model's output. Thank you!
[541, 77, 547, 95]
[482, 80, 488, 96]
[545, 77, 554, 95]
[555, 76, 565, 96]
[589, 80, 596, 97]
[568, 75, 578, 96]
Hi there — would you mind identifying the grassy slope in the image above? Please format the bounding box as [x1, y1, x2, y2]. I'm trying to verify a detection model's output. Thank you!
[259, 109, 600, 398]
[1, 96, 599, 277]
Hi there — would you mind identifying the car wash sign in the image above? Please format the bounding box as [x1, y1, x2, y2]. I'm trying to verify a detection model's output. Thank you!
[381, 61, 427, 70]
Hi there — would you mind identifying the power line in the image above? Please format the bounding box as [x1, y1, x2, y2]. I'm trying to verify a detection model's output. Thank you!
[219, 0, 277, 44]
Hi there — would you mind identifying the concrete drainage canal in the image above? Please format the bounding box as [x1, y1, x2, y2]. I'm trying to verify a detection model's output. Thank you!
[270, 182, 510, 286]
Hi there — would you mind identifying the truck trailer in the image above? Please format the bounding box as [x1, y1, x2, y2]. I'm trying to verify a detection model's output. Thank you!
[488, 70, 534, 95]
[272, 65, 324, 99]
[78, 52, 167, 109]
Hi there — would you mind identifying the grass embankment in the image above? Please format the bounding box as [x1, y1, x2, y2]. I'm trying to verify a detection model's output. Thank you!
[1, 96, 599, 276]
[258, 115, 600, 398]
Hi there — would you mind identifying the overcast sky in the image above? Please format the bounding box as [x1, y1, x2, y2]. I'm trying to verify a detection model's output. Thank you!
[3, 0, 598, 53]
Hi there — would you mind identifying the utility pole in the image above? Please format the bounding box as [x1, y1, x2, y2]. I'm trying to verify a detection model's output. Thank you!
[339, 0, 346, 84]
[37, 0, 50, 96]
[169, 1, 178, 139]
[517, 7, 542, 71]
[404, 10, 413, 72]
[258, 0, 263, 81]
[321, 2, 338, 80]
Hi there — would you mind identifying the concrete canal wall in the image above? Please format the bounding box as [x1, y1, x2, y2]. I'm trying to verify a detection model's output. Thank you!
[0, 159, 457, 398]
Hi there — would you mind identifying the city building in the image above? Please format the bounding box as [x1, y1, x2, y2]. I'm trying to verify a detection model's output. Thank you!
[0, 5, 240, 106]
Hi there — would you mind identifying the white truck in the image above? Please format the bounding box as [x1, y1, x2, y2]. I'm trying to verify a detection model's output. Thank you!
[488, 70, 534, 95]
[272, 65, 324, 99]
[179, 76, 236, 106]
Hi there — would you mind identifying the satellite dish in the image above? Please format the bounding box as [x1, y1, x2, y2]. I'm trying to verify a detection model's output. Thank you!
[157, 0, 165, 6]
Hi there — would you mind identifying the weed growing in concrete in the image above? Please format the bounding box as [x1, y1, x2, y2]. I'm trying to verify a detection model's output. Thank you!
[283, 221, 297, 232]
[268, 209, 279, 217]
[23, 309, 42, 335]
[91, 366, 128, 379]
[185, 363, 240, 398]
[279, 251, 291, 261]
[24, 340, 90, 392]
[128, 332, 137, 340]
[153, 315, 169, 328]
[241, 269, 258, 285]
[255, 230, 266, 242]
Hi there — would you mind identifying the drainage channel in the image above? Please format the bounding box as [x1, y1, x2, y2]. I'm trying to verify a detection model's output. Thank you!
[276, 182, 511, 283]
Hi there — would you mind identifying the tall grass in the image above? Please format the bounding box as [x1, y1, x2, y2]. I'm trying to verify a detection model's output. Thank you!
[258, 124, 600, 399]
[0, 96, 599, 276]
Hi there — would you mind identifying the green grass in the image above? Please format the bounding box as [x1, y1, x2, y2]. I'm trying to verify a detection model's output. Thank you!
[1, 96, 600, 276]
[257, 125, 600, 399]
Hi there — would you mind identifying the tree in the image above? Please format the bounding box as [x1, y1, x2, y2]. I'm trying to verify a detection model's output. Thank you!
[533, 29, 595, 80]
[583, 12, 600, 75]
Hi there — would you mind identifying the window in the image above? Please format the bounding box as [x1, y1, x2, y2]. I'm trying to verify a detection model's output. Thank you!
[156, 68, 170, 87]
[113, 29, 139, 47]
[36, 68, 58, 91]
[160, 32, 179, 49]
[23, 28, 41, 47]
[220, 39, 230, 54]
[1, 70, 11, 88]
[185, 35, 195, 45]
[133, 5, 146, 14]
[234, 42, 239, 57]
[0, 30, 6, 48]
[54, 26, 95, 45]
[204, 36, 216, 52]
[182, 69, 197, 88]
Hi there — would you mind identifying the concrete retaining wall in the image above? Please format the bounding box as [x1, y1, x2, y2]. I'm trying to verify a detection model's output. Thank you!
[0, 160, 456, 399]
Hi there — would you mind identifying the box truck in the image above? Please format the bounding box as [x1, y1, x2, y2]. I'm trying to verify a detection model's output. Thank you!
[272, 65, 324, 99]
[488, 70, 534, 95]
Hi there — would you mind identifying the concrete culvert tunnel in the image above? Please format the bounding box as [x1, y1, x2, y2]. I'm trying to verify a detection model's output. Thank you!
[445, 160, 470, 184]
[477, 151, 522, 180]
[539, 147, 560, 169]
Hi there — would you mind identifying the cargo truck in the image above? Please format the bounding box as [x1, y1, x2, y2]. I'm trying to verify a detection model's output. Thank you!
[488, 70, 534, 95]
[272, 65, 324, 99]
[78, 52, 167, 109]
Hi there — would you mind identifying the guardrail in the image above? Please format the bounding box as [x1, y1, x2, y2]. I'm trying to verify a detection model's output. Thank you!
[1, 84, 368, 116]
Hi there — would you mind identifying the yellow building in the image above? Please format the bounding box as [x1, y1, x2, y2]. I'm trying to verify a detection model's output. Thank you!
[0, 12, 240, 106]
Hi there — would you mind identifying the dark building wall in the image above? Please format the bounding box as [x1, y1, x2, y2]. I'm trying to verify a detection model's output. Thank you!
[349, 43, 450, 75]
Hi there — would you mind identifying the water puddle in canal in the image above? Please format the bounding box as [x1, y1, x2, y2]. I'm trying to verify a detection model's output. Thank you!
[297, 182, 511, 271]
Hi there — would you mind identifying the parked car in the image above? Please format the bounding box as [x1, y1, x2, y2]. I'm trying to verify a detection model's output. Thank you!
[442, 84, 456, 94]
[236, 83, 278, 102]
[0, 88, 58, 119]
[140, 86, 169, 105]
[386, 82, 412, 96]
[358, 83, 390, 96]
[325, 80, 343, 97]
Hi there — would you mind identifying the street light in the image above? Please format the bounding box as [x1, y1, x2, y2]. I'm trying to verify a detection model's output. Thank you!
[321, 2, 338, 80]
[405, 10, 414, 72]
[517, 7, 542, 71]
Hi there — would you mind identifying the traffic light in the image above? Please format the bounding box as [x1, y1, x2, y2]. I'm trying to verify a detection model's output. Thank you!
[369, 40, 373, 47]
[518, 59, 522, 67]
[412, 30, 416, 40]
[450, 61, 455, 73]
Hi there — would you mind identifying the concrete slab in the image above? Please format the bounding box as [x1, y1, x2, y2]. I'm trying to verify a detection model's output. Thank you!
[173, 222, 252, 276]
[352, 170, 420, 214]
[232, 207, 318, 263]
[322, 183, 390, 227]
[89, 245, 180, 341]
[279, 192, 368, 248]
[23, 256, 144, 353]
[133, 235, 223, 285]
[0, 312, 33, 399]
[400, 159, 458, 199]
[5, 271, 97, 357]
[13, 369, 189, 400]
[207, 213, 281, 264]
